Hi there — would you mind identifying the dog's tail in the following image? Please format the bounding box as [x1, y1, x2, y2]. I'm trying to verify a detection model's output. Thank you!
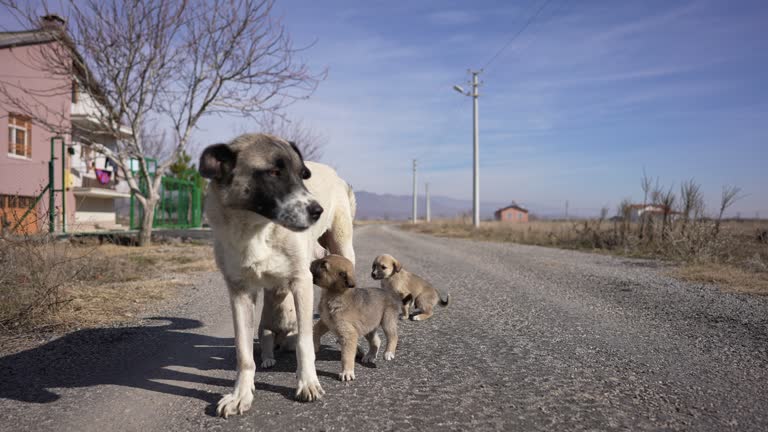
[347, 183, 357, 220]
[438, 290, 451, 307]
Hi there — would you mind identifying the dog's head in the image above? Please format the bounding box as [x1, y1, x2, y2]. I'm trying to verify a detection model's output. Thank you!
[371, 254, 401, 280]
[311, 254, 356, 291]
[199, 134, 322, 231]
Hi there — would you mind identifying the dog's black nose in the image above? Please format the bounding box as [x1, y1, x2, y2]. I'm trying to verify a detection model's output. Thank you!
[307, 201, 323, 222]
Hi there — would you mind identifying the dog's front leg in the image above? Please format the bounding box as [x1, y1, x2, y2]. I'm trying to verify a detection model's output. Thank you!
[292, 273, 325, 401]
[217, 290, 256, 418]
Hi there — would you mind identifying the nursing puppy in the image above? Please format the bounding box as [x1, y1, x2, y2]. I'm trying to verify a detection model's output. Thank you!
[371, 254, 450, 321]
[311, 255, 400, 381]
[201, 134, 356, 417]
[257, 288, 297, 368]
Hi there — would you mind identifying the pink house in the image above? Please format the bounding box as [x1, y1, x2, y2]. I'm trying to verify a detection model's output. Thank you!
[0, 16, 131, 234]
[494, 202, 529, 223]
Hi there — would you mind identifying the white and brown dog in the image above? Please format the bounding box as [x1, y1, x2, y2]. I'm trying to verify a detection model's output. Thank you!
[371, 254, 450, 321]
[200, 134, 356, 417]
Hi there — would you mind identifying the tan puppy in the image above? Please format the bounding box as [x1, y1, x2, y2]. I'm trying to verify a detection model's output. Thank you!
[311, 255, 400, 381]
[371, 254, 450, 321]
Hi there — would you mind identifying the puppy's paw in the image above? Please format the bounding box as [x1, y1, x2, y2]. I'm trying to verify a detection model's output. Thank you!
[260, 358, 276, 369]
[411, 315, 423, 321]
[384, 351, 395, 361]
[361, 352, 377, 364]
[216, 387, 254, 418]
[295, 377, 325, 402]
[339, 370, 356, 381]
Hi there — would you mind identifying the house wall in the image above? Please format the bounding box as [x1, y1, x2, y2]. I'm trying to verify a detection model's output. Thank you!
[498, 208, 529, 223]
[0, 42, 74, 232]
[74, 196, 116, 224]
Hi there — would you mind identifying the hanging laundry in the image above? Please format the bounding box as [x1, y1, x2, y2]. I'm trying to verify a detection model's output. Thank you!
[95, 168, 111, 185]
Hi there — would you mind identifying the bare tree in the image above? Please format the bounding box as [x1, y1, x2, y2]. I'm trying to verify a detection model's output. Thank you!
[1, 0, 324, 245]
[638, 170, 652, 239]
[657, 186, 676, 241]
[679, 178, 702, 236]
[255, 112, 326, 161]
[713, 185, 742, 238]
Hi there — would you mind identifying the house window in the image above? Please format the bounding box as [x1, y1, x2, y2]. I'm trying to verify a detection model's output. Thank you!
[507, 213, 513, 220]
[8, 114, 32, 158]
[71, 80, 78, 103]
[518, 213, 523, 220]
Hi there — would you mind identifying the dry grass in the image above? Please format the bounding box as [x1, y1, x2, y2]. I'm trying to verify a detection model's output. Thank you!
[402, 219, 768, 294]
[673, 264, 768, 295]
[0, 236, 214, 342]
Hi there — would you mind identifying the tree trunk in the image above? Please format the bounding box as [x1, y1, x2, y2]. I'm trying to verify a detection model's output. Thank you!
[138, 198, 158, 247]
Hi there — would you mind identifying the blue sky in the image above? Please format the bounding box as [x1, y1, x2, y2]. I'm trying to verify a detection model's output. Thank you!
[3, 1, 766, 217]
[203, 0, 765, 217]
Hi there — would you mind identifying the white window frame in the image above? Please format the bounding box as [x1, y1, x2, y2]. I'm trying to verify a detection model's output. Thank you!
[8, 116, 30, 159]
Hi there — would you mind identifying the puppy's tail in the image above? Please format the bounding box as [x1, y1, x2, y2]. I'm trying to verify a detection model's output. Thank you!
[438, 290, 450, 307]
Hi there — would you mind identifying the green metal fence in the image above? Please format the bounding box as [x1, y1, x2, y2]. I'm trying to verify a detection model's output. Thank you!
[129, 166, 202, 230]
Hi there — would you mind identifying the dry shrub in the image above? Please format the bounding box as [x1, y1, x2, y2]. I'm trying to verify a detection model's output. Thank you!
[0, 235, 110, 331]
[0, 233, 214, 334]
[402, 178, 767, 293]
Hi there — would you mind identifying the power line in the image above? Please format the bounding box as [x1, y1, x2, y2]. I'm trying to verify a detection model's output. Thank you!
[481, 0, 556, 71]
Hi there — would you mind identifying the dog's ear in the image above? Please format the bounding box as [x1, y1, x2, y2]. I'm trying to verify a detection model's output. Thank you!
[392, 259, 402, 273]
[339, 270, 356, 288]
[199, 144, 236, 181]
[288, 141, 311, 180]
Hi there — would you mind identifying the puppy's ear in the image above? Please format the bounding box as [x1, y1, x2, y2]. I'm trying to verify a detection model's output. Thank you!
[199, 144, 236, 181]
[393, 259, 402, 273]
[288, 141, 312, 180]
[340, 271, 356, 288]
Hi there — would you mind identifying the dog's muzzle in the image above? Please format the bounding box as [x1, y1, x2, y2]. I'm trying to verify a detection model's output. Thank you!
[275, 192, 323, 231]
[307, 201, 323, 222]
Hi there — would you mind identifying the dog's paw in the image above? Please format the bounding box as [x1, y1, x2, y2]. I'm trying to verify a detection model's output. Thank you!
[216, 387, 254, 418]
[361, 352, 377, 364]
[339, 370, 356, 381]
[384, 351, 395, 361]
[411, 315, 422, 321]
[260, 358, 276, 369]
[295, 377, 325, 402]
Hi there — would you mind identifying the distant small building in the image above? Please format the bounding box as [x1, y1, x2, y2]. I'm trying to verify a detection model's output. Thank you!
[628, 204, 680, 222]
[494, 202, 529, 223]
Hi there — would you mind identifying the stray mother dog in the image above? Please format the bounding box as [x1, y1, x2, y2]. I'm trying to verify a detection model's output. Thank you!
[200, 134, 356, 417]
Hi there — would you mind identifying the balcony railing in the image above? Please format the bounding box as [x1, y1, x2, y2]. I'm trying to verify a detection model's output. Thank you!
[81, 176, 119, 190]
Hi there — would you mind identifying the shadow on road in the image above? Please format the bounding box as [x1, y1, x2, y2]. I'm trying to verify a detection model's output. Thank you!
[0, 317, 309, 414]
[1, 317, 383, 416]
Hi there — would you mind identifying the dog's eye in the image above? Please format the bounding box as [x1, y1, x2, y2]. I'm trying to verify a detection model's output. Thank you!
[381, 266, 386, 269]
[268, 168, 281, 177]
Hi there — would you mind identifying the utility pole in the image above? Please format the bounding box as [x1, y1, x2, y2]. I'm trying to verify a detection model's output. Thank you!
[471, 71, 480, 228]
[565, 200, 569, 221]
[453, 70, 482, 228]
[425, 182, 431, 223]
[412, 159, 417, 223]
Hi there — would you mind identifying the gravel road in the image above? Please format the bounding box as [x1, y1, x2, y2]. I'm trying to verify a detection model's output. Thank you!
[2, 224, 767, 431]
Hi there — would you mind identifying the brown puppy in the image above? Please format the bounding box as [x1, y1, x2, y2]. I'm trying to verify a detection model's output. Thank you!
[371, 254, 450, 321]
[311, 255, 400, 381]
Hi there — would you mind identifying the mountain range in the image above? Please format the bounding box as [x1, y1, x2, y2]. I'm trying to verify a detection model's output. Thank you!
[354, 190, 513, 221]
